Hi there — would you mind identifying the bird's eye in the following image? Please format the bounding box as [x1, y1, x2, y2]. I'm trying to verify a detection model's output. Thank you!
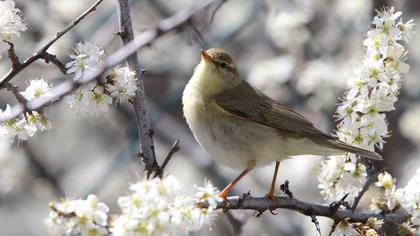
[220, 62, 227, 69]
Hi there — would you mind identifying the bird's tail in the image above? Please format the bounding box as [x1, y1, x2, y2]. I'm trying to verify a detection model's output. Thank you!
[315, 138, 382, 161]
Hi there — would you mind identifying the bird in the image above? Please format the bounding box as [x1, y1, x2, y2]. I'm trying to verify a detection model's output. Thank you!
[182, 48, 382, 200]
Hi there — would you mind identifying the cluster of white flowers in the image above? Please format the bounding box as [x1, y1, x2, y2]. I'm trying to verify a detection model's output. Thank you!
[0, 0, 27, 58]
[105, 67, 138, 104]
[45, 176, 222, 235]
[45, 194, 110, 236]
[0, 79, 53, 142]
[332, 217, 384, 236]
[66, 41, 105, 80]
[370, 172, 398, 213]
[65, 42, 138, 116]
[370, 169, 420, 234]
[112, 175, 222, 236]
[318, 7, 414, 203]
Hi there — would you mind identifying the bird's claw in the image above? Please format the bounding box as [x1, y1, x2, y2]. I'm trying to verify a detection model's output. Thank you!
[265, 191, 278, 202]
[219, 193, 231, 210]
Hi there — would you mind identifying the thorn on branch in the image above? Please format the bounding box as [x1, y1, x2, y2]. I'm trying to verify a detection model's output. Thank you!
[115, 30, 126, 37]
[280, 180, 293, 198]
[308, 209, 322, 236]
[238, 191, 251, 206]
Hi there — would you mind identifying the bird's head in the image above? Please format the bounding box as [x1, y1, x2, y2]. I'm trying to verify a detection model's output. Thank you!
[192, 48, 242, 97]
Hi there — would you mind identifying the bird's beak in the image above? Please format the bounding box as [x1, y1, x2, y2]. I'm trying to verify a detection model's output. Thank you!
[201, 49, 213, 63]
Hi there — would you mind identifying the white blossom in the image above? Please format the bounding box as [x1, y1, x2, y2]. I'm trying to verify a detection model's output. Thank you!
[111, 175, 222, 236]
[318, 8, 414, 203]
[105, 67, 137, 104]
[195, 180, 222, 209]
[375, 172, 394, 191]
[0, 0, 26, 55]
[394, 168, 420, 231]
[64, 84, 112, 117]
[45, 194, 110, 236]
[0, 105, 51, 142]
[0, 79, 53, 142]
[66, 41, 104, 80]
[332, 220, 360, 236]
[20, 78, 53, 101]
[365, 228, 378, 236]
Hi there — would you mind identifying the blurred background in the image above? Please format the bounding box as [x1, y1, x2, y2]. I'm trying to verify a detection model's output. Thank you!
[1, 0, 420, 235]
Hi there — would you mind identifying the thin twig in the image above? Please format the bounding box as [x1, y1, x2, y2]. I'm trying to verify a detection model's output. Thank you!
[0, 0, 104, 88]
[351, 167, 383, 211]
[208, 0, 228, 24]
[154, 140, 180, 178]
[225, 212, 244, 236]
[328, 220, 340, 236]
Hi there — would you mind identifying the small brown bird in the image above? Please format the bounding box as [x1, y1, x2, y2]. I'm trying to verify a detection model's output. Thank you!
[182, 48, 381, 200]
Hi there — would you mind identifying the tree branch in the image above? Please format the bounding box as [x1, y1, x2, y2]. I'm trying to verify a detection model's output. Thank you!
[216, 195, 410, 224]
[116, 0, 158, 176]
[0, 0, 104, 88]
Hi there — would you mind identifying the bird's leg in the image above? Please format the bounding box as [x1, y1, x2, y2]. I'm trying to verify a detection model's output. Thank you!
[266, 161, 280, 201]
[219, 168, 251, 201]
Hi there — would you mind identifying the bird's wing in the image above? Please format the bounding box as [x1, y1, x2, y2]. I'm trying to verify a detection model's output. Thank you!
[213, 81, 332, 139]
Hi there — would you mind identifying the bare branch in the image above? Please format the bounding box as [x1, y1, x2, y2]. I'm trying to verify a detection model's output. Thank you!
[216, 195, 410, 224]
[0, 0, 104, 88]
[116, 0, 158, 176]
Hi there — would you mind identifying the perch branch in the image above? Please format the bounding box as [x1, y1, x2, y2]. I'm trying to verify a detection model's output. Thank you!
[216, 194, 410, 224]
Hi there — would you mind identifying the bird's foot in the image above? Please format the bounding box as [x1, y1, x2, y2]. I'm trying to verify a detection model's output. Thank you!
[265, 191, 279, 215]
[218, 191, 231, 209]
[265, 191, 277, 202]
